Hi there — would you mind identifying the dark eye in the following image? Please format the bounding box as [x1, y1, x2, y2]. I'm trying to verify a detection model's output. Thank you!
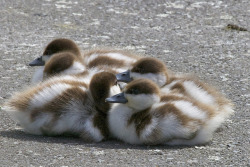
[114, 80, 118, 86]
[128, 88, 140, 95]
[46, 50, 52, 55]
[136, 67, 144, 73]
[52, 67, 63, 74]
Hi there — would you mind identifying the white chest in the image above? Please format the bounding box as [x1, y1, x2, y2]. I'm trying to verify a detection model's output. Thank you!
[108, 105, 142, 144]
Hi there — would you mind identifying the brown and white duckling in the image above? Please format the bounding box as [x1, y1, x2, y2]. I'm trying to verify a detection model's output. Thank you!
[3, 72, 120, 142]
[116, 57, 234, 115]
[29, 38, 85, 83]
[106, 79, 233, 145]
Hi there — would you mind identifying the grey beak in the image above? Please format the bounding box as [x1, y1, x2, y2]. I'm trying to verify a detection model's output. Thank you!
[116, 70, 133, 83]
[29, 56, 45, 66]
[105, 92, 128, 104]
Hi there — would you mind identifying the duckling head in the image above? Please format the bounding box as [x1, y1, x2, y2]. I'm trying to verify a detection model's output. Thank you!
[106, 79, 161, 111]
[90, 72, 121, 113]
[43, 52, 85, 79]
[116, 57, 170, 87]
[29, 38, 81, 66]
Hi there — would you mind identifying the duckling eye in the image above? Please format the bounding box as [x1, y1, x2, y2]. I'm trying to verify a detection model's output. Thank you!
[128, 88, 140, 95]
[135, 67, 144, 73]
[46, 50, 52, 55]
[51, 67, 63, 74]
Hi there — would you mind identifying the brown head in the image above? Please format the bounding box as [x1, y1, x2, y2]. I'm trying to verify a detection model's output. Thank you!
[116, 57, 170, 87]
[89, 72, 121, 113]
[42, 38, 81, 57]
[29, 38, 81, 66]
[106, 79, 161, 111]
[43, 52, 86, 79]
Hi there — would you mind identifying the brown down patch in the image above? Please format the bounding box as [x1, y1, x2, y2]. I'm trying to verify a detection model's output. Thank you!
[131, 57, 167, 74]
[89, 72, 117, 113]
[127, 108, 152, 137]
[160, 95, 188, 102]
[30, 87, 88, 122]
[43, 38, 81, 57]
[170, 82, 186, 95]
[88, 56, 125, 68]
[154, 103, 203, 128]
[43, 52, 75, 76]
[125, 79, 160, 95]
[93, 111, 109, 139]
[83, 48, 141, 60]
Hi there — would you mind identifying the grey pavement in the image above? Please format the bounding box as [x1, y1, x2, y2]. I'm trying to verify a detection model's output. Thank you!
[0, 0, 249, 166]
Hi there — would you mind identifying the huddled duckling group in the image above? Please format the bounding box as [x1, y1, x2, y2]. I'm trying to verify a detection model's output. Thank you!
[3, 38, 234, 146]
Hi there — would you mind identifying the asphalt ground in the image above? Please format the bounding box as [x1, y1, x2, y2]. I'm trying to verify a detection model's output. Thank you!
[0, 0, 249, 166]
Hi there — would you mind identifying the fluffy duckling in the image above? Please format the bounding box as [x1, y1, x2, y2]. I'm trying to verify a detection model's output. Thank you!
[116, 57, 234, 115]
[83, 48, 141, 73]
[30, 38, 84, 83]
[106, 79, 233, 145]
[3, 72, 120, 142]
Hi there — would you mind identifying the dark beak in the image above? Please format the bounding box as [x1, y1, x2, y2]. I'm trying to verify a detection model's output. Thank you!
[105, 92, 128, 103]
[29, 56, 45, 66]
[115, 70, 132, 83]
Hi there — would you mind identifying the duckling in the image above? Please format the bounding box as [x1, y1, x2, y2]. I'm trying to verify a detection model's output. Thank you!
[106, 79, 233, 145]
[29, 38, 84, 83]
[115, 57, 234, 115]
[3, 71, 120, 142]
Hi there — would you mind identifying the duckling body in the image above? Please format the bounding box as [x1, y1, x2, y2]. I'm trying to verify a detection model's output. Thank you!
[4, 72, 120, 142]
[161, 75, 234, 117]
[106, 79, 234, 145]
[83, 48, 141, 73]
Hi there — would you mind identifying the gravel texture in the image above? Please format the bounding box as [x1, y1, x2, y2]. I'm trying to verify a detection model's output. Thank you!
[0, 0, 249, 166]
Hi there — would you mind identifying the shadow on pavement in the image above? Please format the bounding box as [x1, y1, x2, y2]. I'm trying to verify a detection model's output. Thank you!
[0, 129, 196, 150]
